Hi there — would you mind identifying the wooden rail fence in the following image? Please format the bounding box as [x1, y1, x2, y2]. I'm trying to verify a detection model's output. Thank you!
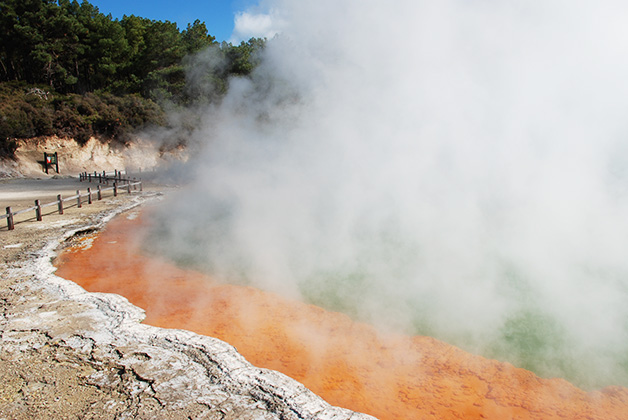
[2, 172, 142, 231]
[78, 169, 143, 185]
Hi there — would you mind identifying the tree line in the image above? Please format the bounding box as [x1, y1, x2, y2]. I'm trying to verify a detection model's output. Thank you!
[0, 0, 265, 157]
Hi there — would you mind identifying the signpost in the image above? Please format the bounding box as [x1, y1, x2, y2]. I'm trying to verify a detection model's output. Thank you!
[44, 152, 59, 174]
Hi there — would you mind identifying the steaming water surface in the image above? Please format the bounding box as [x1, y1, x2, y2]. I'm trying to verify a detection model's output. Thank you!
[55, 213, 628, 420]
[145, 0, 628, 390]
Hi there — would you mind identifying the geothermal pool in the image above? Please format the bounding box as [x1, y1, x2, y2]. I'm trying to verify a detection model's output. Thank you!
[54, 210, 628, 420]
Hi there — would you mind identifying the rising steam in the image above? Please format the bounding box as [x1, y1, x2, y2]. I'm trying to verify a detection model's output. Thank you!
[146, 0, 628, 389]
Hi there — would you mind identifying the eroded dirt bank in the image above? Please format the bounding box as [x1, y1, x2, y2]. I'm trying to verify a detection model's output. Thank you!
[55, 210, 628, 420]
[0, 183, 372, 419]
[0, 136, 181, 179]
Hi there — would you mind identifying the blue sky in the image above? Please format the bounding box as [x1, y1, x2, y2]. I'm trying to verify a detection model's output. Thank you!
[87, 0, 260, 43]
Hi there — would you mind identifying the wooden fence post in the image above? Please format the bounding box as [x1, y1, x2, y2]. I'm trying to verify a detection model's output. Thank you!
[77, 190, 82, 208]
[6, 207, 14, 230]
[139, 179, 143, 192]
[35, 200, 42, 221]
[57, 194, 64, 215]
[97, 185, 102, 200]
[127, 182, 131, 194]
[113, 183, 117, 197]
[87, 187, 92, 204]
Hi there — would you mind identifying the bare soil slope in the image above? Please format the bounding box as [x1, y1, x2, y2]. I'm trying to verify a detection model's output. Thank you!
[0, 136, 172, 178]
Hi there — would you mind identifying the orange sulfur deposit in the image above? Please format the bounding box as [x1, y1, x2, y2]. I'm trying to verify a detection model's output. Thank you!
[54, 212, 628, 420]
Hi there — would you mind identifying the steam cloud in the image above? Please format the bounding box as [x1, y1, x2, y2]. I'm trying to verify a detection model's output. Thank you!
[147, 0, 628, 389]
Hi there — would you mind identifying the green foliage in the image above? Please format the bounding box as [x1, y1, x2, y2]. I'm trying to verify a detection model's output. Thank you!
[0, 136, 18, 159]
[0, 0, 266, 98]
[183, 20, 216, 54]
[223, 38, 266, 76]
[0, 0, 267, 158]
[0, 81, 165, 158]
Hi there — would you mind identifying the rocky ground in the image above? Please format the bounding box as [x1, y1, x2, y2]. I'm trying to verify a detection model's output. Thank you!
[0, 176, 374, 419]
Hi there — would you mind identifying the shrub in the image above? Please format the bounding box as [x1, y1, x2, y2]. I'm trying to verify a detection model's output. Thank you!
[0, 81, 167, 157]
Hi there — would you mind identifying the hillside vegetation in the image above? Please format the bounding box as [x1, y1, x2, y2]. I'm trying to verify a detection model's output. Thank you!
[0, 0, 265, 158]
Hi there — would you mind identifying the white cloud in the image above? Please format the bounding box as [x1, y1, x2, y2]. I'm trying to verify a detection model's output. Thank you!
[230, 11, 279, 44]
